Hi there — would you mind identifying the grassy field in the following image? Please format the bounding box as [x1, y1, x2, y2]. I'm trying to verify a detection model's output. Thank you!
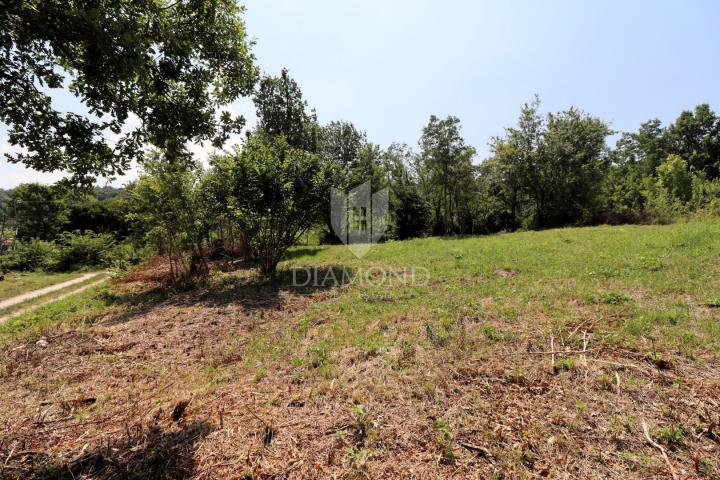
[1, 221, 719, 478]
[0, 271, 83, 301]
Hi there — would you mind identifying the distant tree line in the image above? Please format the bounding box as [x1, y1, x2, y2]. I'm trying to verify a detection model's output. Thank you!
[3, 2, 720, 280]
[4, 66, 720, 280]
[125, 69, 720, 280]
[0, 186, 143, 272]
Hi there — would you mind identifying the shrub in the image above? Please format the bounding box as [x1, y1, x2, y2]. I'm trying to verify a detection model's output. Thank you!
[54, 231, 115, 271]
[1, 239, 59, 271]
[213, 134, 338, 273]
[104, 242, 154, 271]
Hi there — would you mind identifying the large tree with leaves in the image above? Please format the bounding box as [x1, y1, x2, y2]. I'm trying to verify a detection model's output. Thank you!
[490, 98, 611, 228]
[253, 68, 319, 152]
[208, 133, 338, 273]
[1, 0, 258, 186]
[417, 115, 476, 235]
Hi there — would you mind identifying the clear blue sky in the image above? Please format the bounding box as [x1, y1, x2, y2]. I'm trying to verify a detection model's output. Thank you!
[1, 0, 719, 188]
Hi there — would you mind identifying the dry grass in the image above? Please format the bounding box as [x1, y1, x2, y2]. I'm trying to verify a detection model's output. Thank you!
[1, 222, 720, 479]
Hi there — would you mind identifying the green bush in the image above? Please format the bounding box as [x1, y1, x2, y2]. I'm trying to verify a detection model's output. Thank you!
[54, 231, 115, 271]
[104, 242, 154, 271]
[1, 239, 59, 271]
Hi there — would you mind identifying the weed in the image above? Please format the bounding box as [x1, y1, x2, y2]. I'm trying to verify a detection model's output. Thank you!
[350, 404, 372, 446]
[424, 322, 447, 347]
[554, 357, 576, 374]
[600, 291, 632, 305]
[654, 424, 685, 448]
[595, 373, 615, 392]
[481, 325, 515, 342]
[254, 367, 267, 382]
[307, 344, 330, 368]
[435, 419, 457, 465]
[636, 255, 663, 271]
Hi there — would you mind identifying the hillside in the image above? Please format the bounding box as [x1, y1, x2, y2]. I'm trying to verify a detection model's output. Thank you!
[1, 221, 719, 479]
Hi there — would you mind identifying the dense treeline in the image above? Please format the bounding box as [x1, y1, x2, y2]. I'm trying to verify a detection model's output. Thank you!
[4, 68, 719, 280]
[3, 2, 719, 281]
[124, 69, 720, 280]
[0, 186, 145, 272]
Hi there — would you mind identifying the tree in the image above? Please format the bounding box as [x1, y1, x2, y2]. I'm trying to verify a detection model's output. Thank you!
[253, 69, 319, 152]
[655, 154, 692, 203]
[1, 0, 258, 186]
[130, 155, 208, 281]
[417, 115, 476, 235]
[217, 134, 338, 273]
[475, 157, 523, 232]
[489, 98, 611, 228]
[321, 120, 367, 174]
[541, 108, 612, 225]
[394, 188, 431, 240]
[666, 104, 720, 179]
[13, 183, 68, 241]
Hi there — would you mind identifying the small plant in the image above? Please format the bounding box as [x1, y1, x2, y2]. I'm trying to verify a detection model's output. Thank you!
[554, 357, 576, 374]
[394, 340, 416, 369]
[481, 325, 515, 342]
[424, 322, 447, 347]
[636, 255, 663, 272]
[504, 368, 528, 385]
[307, 345, 330, 368]
[595, 373, 615, 392]
[654, 424, 685, 448]
[704, 298, 720, 308]
[290, 369, 305, 385]
[350, 404, 372, 446]
[696, 457, 719, 478]
[600, 291, 632, 305]
[435, 419, 457, 465]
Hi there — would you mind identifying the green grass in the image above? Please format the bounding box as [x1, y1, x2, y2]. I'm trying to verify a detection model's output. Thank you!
[0, 273, 109, 318]
[5, 221, 720, 360]
[0, 281, 112, 343]
[0, 271, 83, 301]
[257, 220, 720, 361]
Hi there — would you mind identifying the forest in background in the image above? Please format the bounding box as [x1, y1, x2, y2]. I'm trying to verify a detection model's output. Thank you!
[2, 82, 720, 279]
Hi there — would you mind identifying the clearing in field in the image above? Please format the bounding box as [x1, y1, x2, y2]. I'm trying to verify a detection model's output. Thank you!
[1, 221, 719, 479]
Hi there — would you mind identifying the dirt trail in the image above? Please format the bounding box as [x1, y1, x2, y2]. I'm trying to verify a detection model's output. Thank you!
[0, 272, 102, 312]
[0, 276, 107, 324]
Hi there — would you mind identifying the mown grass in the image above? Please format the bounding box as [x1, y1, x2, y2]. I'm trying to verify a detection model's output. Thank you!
[2, 220, 720, 478]
[0, 271, 83, 301]
[252, 220, 720, 366]
[0, 221, 720, 356]
[6, 221, 719, 358]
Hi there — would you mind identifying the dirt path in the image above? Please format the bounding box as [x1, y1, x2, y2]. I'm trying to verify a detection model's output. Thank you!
[0, 272, 103, 312]
[0, 276, 107, 324]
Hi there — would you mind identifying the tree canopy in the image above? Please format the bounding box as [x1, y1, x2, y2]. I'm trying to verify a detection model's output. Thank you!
[1, 0, 258, 186]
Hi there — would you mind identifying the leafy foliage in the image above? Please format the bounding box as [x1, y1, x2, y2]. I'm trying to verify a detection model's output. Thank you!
[210, 134, 338, 273]
[1, 0, 258, 186]
[54, 231, 115, 271]
[253, 69, 319, 152]
[129, 155, 209, 280]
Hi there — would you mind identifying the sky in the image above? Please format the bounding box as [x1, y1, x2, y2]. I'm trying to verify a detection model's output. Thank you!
[2, 0, 720, 188]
